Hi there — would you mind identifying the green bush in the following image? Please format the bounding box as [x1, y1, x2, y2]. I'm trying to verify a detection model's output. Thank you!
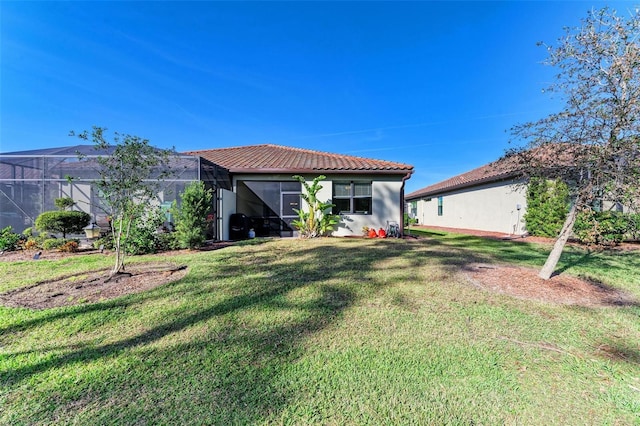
[22, 227, 36, 238]
[35, 211, 91, 238]
[573, 210, 635, 246]
[173, 181, 213, 249]
[125, 206, 167, 255]
[41, 238, 80, 251]
[41, 238, 66, 250]
[404, 213, 418, 226]
[93, 235, 114, 250]
[54, 197, 76, 210]
[628, 213, 640, 240]
[523, 178, 570, 237]
[0, 226, 24, 251]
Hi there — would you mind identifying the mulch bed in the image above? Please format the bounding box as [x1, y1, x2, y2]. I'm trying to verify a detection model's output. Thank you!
[464, 263, 637, 307]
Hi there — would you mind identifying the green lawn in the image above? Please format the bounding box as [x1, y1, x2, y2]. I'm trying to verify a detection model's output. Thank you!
[1, 233, 639, 425]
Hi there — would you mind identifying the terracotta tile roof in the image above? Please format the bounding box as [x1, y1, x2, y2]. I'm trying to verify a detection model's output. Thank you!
[406, 142, 586, 200]
[406, 159, 517, 200]
[184, 144, 414, 174]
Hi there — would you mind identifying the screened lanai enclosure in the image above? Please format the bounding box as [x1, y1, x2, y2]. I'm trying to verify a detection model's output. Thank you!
[235, 180, 302, 238]
[0, 145, 230, 238]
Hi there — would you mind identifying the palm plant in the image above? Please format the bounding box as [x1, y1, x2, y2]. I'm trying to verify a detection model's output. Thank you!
[291, 175, 340, 238]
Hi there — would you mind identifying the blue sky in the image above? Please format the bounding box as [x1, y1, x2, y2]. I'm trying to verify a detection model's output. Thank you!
[1, 1, 635, 193]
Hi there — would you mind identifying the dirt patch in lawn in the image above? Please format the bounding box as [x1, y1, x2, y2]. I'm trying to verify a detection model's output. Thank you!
[465, 263, 637, 307]
[0, 262, 189, 310]
[0, 242, 234, 310]
[418, 226, 637, 307]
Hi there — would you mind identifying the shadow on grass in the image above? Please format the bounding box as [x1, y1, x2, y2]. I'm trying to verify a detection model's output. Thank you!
[1, 236, 639, 423]
[552, 252, 594, 277]
[0, 240, 434, 422]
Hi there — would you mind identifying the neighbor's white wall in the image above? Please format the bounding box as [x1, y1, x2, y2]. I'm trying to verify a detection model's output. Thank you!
[415, 180, 528, 235]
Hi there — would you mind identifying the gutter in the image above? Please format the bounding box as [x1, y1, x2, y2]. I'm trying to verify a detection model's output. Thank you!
[226, 167, 413, 175]
[400, 170, 414, 237]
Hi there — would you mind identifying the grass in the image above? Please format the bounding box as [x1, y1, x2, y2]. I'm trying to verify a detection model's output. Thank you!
[0, 233, 639, 425]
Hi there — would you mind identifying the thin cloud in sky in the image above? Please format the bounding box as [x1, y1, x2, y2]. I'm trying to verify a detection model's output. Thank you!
[2, 0, 633, 193]
[280, 111, 527, 143]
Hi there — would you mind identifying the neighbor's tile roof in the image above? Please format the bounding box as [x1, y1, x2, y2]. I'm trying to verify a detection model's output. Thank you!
[406, 159, 517, 200]
[185, 144, 414, 174]
[406, 143, 587, 200]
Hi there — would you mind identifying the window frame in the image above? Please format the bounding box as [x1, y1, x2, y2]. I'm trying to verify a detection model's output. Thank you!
[437, 196, 443, 216]
[333, 181, 372, 215]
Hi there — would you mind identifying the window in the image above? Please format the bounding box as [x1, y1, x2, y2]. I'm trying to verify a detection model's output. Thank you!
[333, 181, 372, 214]
[437, 196, 443, 216]
[409, 201, 417, 217]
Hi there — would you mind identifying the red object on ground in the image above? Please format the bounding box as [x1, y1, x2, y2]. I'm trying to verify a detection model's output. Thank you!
[368, 228, 378, 238]
[378, 228, 387, 238]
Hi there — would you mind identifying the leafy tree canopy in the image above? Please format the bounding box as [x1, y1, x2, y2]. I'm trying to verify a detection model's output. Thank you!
[508, 7, 640, 279]
[72, 126, 177, 278]
[35, 211, 90, 238]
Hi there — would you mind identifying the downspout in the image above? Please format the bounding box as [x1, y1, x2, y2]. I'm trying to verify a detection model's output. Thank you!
[400, 171, 413, 237]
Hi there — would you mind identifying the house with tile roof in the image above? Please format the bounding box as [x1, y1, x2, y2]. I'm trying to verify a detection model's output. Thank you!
[405, 159, 528, 236]
[185, 144, 414, 239]
[1, 144, 414, 239]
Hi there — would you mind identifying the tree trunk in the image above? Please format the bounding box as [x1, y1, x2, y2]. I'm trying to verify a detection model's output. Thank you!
[538, 202, 578, 280]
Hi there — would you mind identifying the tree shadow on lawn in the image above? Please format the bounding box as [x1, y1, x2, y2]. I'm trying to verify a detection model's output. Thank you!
[2, 238, 639, 423]
[416, 233, 640, 281]
[0, 239, 440, 422]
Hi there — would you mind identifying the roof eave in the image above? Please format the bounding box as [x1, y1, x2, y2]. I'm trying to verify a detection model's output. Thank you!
[228, 167, 414, 175]
[406, 171, 520, 200]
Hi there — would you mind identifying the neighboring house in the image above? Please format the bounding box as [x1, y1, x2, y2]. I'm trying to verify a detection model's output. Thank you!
[0, 144, 413, 239]
[185, 144, 414, 239]
[405, 160, 528, 236]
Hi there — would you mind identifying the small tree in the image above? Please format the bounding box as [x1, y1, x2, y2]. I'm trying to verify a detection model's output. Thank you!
[291, 175, 340, 238]
[54, 197, 76, 211]
[173, 181, 213, 249]
[72, 126, 176, 279]
[35, 211, 90, 238]
[509, 7, 640, 279]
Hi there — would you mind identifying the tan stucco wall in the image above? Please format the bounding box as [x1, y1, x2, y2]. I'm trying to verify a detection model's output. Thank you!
[413, 180, 528, 235]
[327, 178, 404, 237]
[231, 173, 405, 237]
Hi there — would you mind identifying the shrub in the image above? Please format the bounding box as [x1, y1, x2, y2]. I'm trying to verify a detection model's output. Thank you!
[22, 227, 36, 238]
[0, 226, 24, 251]
[628, 213, 640, 240]
[573, 210, 634, 246]
[35, 211, 91, 238]
[93, 235, 114, 250]
[22, 239, 41, 251]
[125, 206, 167, 255]
[59, 240, 79, 253]
[404, 213, 418, 227]
[173, 181, 213, 249]
[523, 178, 570, 237]
[54, 197, 76, 210]
[157, 231, 180, 251]
[42, 238, 65, 250]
